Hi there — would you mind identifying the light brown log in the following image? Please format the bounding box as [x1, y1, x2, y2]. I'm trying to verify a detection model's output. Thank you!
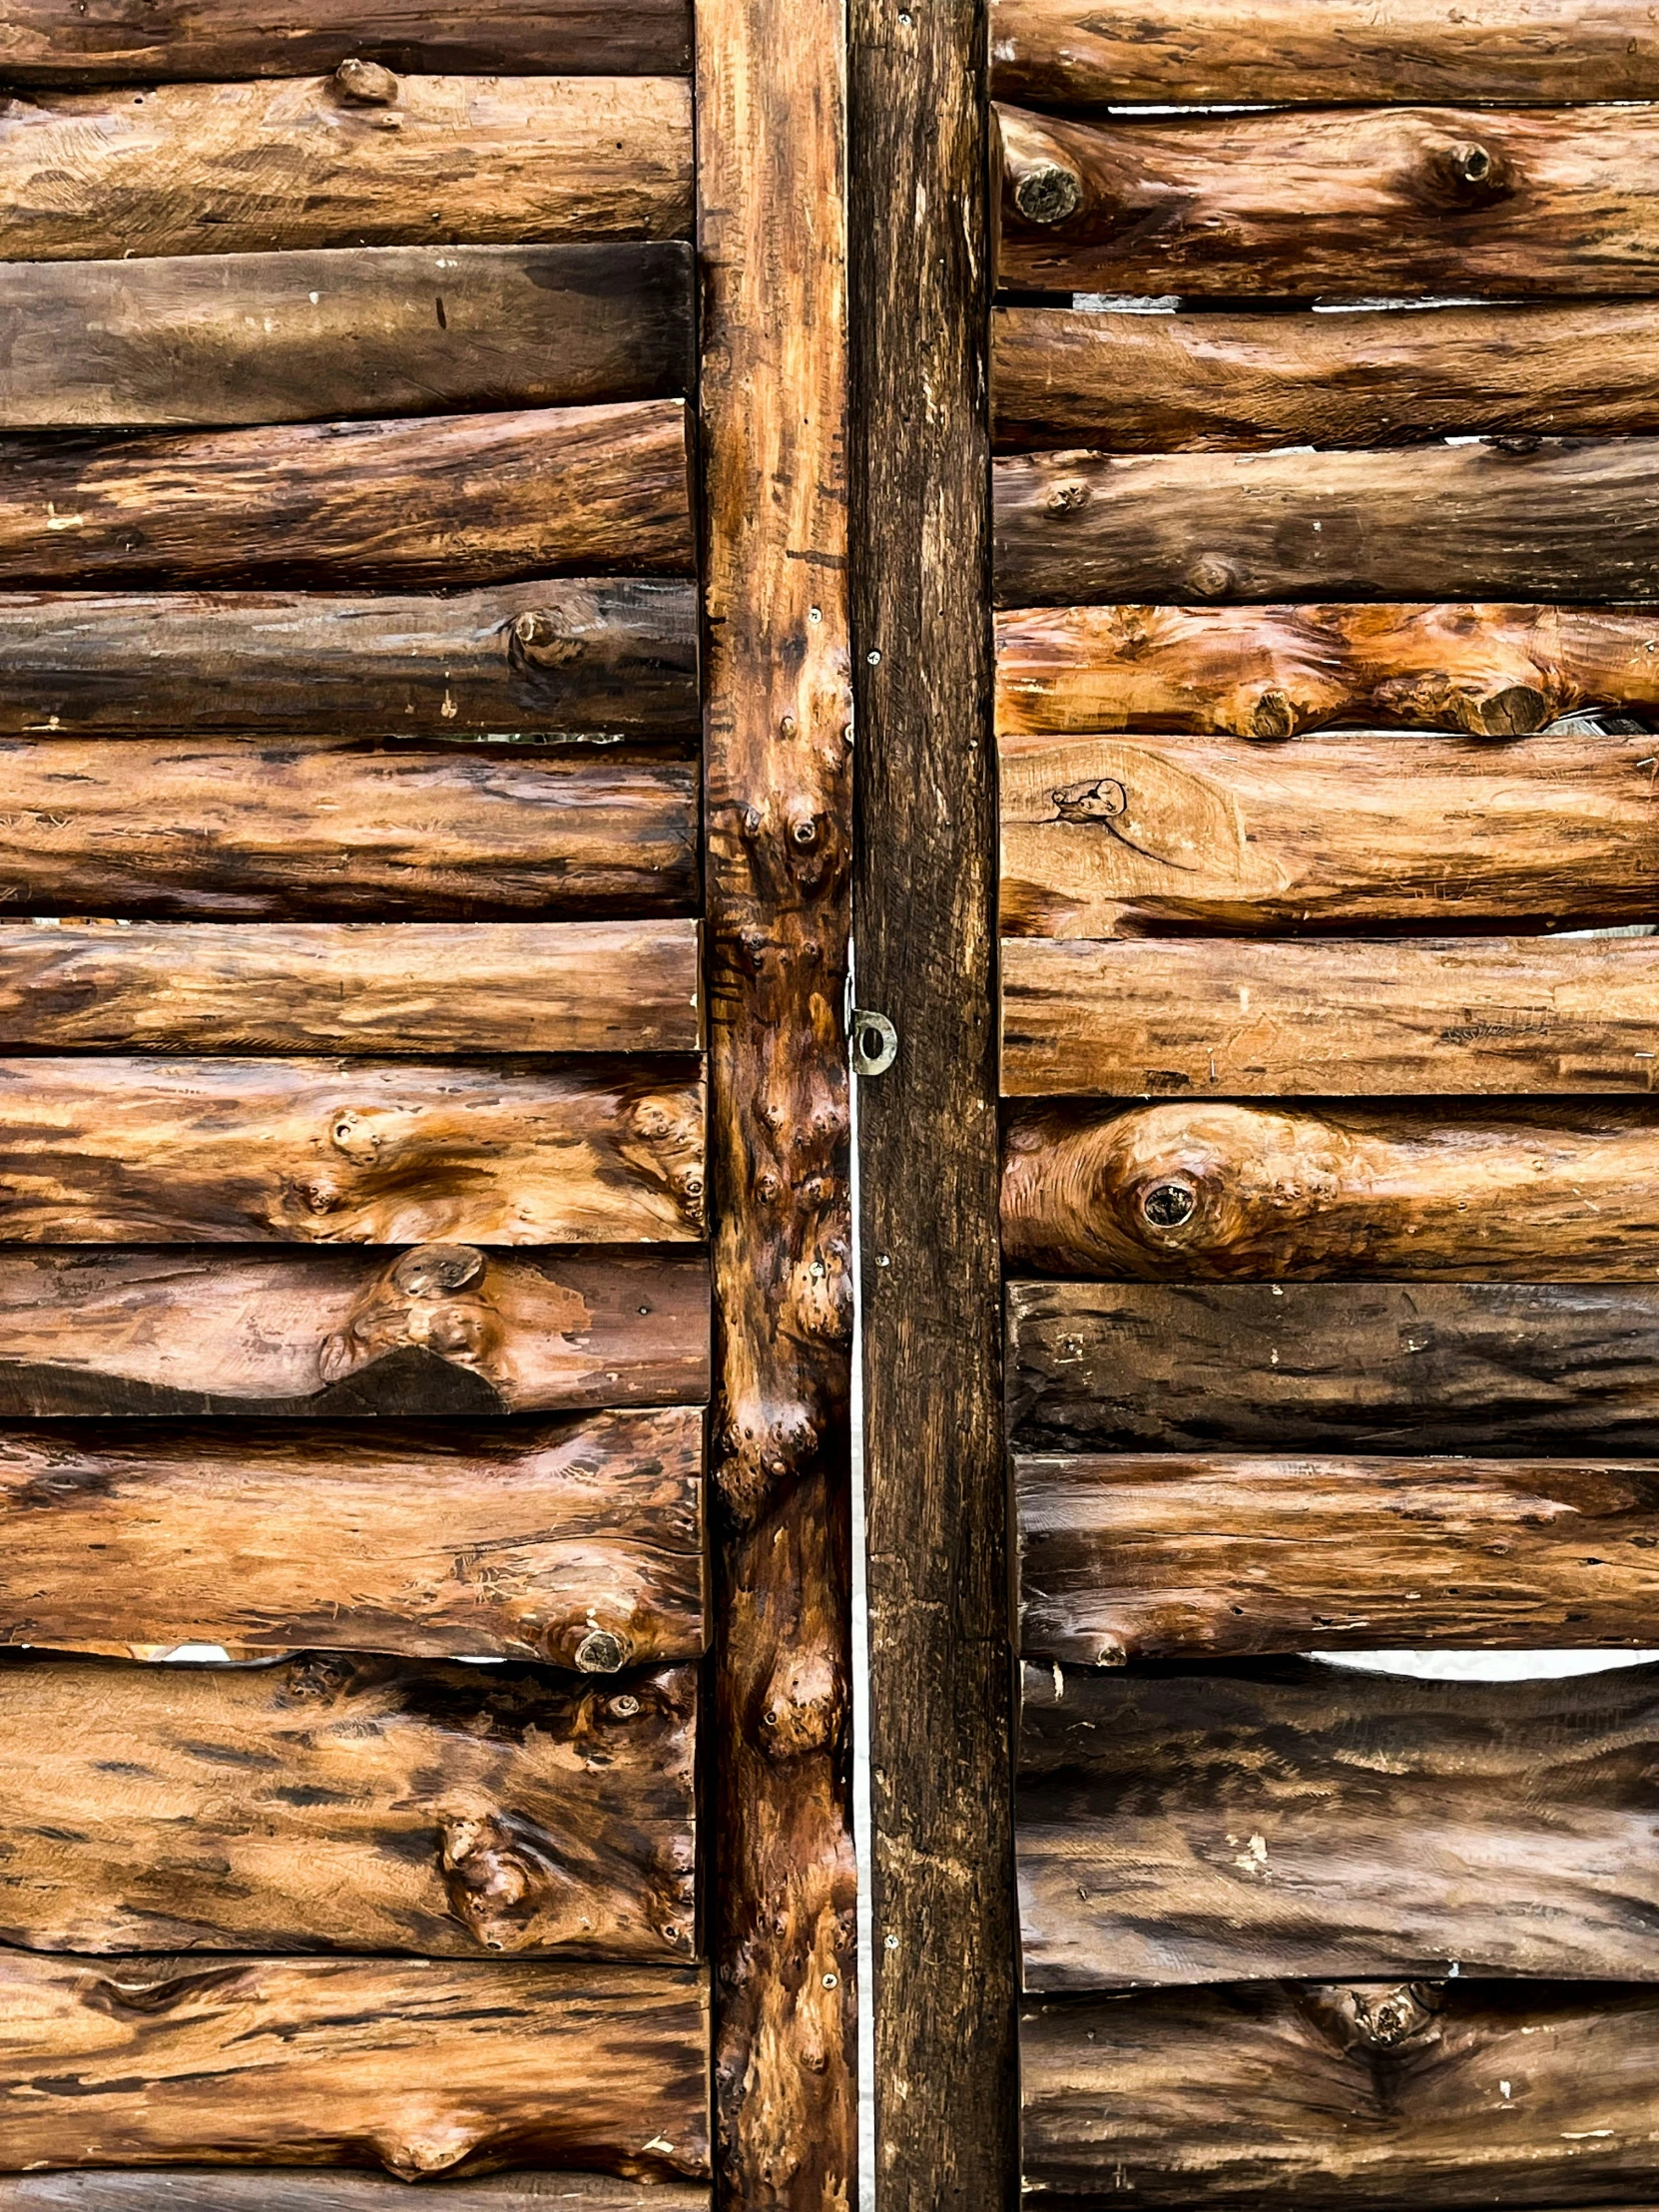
[994, 603, 1659, 742]
[0, 2178, 711, 2210]
[998, 730, 1659, 940]
[1001, 937, 1659, 1098]
[0, 1246, 708, 1417]
[0, 1057, 704, 1246]
[0, 404, 693, 589]
[1002, 1099, 1659, 1280]
[0, 245, 695, 430]
[0, 1409, 704, 1665]
[0, 922, 701, 1054]
[0, 740, 695, 920]
[0, 1953, 708, 2179]
[0, 76, 691, 263]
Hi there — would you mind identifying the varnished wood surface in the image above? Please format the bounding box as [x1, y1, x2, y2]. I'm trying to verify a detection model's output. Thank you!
[0, 1953, 708, 2179]
[0, 1057, 704, 1246]
[1001, 937, 1659, 1097]
[0, 76, 692, 263]
[0, 2178, 710, 2210]
[0, 1410, 704, 1664]
[0, 1246, 708, 1416]
[0, 404, 693, 589]
[999, 730, 1659, 940]
[1018, 1449, 1659, 1662]
[0, 740, 696, 920]
[0, 246, 695, 430]
[0, 922, 702, 1055]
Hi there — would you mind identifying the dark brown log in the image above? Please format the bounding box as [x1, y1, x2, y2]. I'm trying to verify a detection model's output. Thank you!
[1003, 1099, 1659, 1280]
[1001, 937, 1659, 1098]
[994, 602, 1659, 743]
[0, 246, 695, 430]
[0, 1246, 708, 1416]
[0, 77, 691, 263]
[0, 1056, 704, 1246]
[993, 438, 1659, 607]
[0, 1953, 707, 2179]
[995, 102, 1659, 299]
[999, 730, 1659, 940]
[1018, 1450, 1659, 1663]
[0, 740, 695, 921]
[0, 922, 701, 1054]
[0, 581, 699, 740]
[0, 1409, 704, 1664]
[0, 404, 693, 589]
[0, 2178, 710, 2211]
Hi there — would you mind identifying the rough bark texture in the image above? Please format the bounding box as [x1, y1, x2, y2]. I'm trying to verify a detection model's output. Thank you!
[0, 246, 695, 430]
[0, 1409, 704, 1664]
[0, 76, 692, 262]
[0, 2180, 708, 2211]
[998, 729, 1659, 940]
[0, 1953, 708, 2180]
[0, 405, 694, 589]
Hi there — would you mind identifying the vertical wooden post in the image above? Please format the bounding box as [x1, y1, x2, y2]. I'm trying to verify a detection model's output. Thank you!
[850, 1, 1019, 2207]
[695, 1, 857, 2206]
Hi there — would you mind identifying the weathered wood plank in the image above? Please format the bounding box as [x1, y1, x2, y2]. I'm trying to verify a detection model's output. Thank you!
[0, 245, 695, 430]
[993, 438, 1659, 607]
[0, 404, 693, 589]
[999, 730, 1659, 940]
[0, 1408, 704, 1664]
[0, 2178, 710, 2211]
[1018, 1449, 1659, 1663]
[0, 582, 699, 740]
[0, 76, 691, 263]
[1002, 1100, 1659, 1280]
[1001, 937, 1659, 1098]
[994, 603, 1659, 742]
[0, 740, 696, 920]
[0, 1953, 708, 2179]
[0, 1246, 708, 1416]
[0, 922, 701, 1055]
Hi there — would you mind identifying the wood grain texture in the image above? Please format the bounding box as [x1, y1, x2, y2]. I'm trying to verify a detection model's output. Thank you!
[0, 1409, 704, 1665]
[1001, 937, 1659, 1097]
[0, 922, 702, 1055]
[0, 76, 691, 263]
[993, 438, 1659, 607]
[0, 1246, 708, 1417]
[0, 245, 695, 430]
[0, 1953, 707, 2179]
[999, 730, 1659, 940]
[0, 404, 693, 589]
[0, 740, 696, 921]
[0, 582, 698, 740]
[0, 1056, 704, 1246]
[994, 603, 1659, 742]
[0, 2179, 709, 2210]
[1018, 1449, 1659, 1663]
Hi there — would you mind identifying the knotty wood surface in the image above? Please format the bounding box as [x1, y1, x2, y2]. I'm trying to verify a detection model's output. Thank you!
[0, 1409, 704, 1664]
[0, 405, 693, 589]
[0, 245, 695, 430]
[0, 1953, 708, 2179]
[0, 2178, 709, 2210]
[0, 76, 692, 262]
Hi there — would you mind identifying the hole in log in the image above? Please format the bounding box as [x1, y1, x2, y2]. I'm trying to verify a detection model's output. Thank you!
[1139, 1178, 1198, 1231]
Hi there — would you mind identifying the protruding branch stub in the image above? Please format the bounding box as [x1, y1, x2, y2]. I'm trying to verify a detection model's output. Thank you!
[333, 56, 401, 104]
[1000, 108, 1086, 227]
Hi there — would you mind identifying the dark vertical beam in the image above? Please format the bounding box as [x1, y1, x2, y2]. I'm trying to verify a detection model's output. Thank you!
[850, 4, 1018, 2207]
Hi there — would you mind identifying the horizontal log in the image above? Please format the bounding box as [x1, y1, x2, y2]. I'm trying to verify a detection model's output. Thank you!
[0, 404, 694, 588]
[0, 1057, 705, 1245]
[1002, 1101, 1659, 1280]
[0, 245, 695, 430]
[0, 76, 691, 263]
[993, 438, 1659, 606]
[1001, 937, 1659, 1097]
[993, 603, 1659, 742]
[0, 1408, 704, 1664]
[0, 740, 696, 920]
[0, 1953, 707, 2179]
[0, 2179, 710, 2210]
[0, 581, 699, 739]
[0, 1246, 708, 1416]
[0, 922, 702, 1054]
